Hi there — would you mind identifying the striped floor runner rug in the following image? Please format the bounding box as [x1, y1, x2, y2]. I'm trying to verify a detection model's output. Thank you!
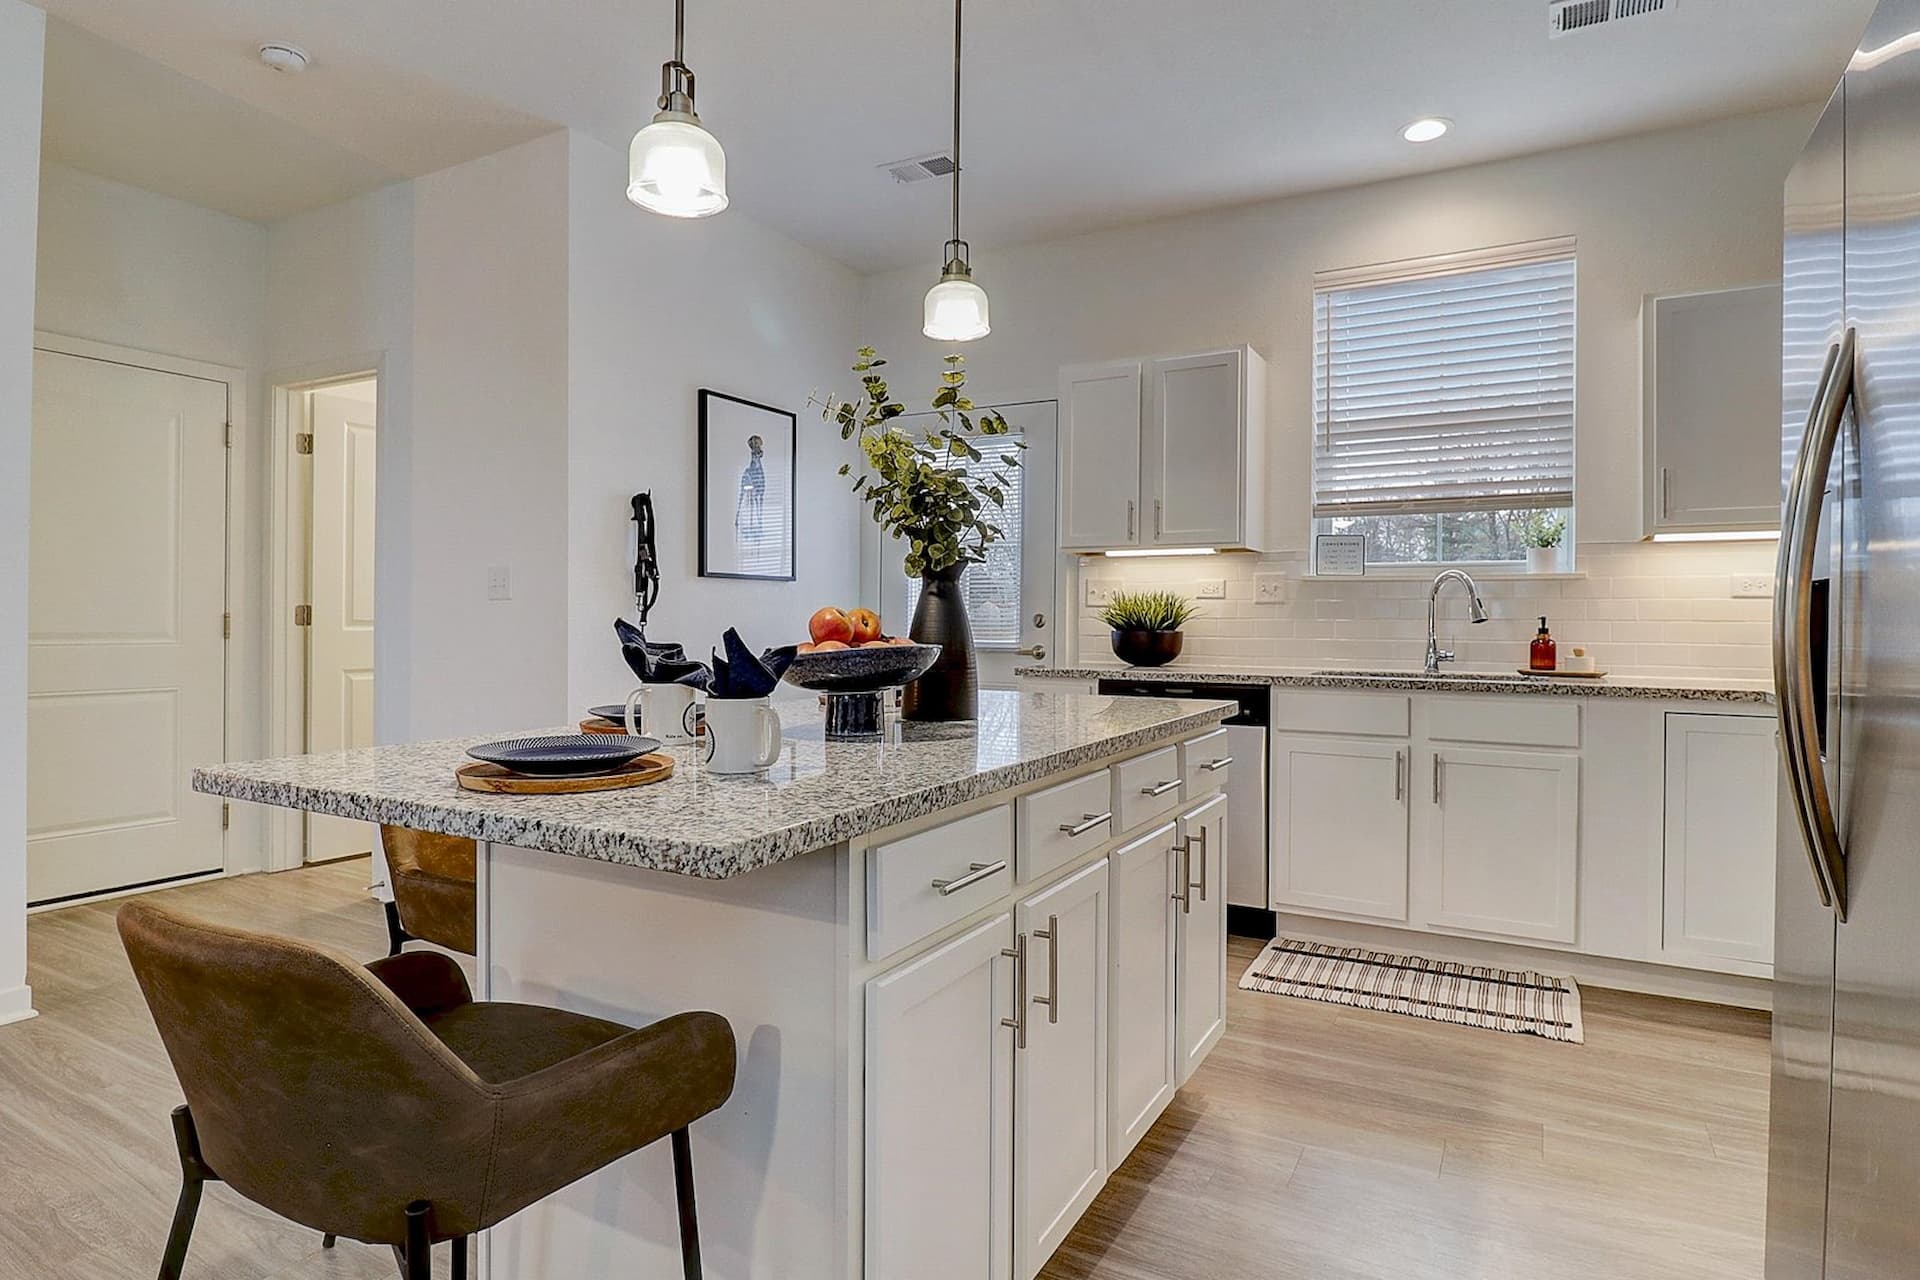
[1238, 938, 1585, 1044]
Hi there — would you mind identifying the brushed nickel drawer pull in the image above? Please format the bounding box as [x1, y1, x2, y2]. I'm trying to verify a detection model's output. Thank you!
[1000, 932, 1028, 1049]
[1201, 756, 1234, 772]
[1058, 812, 1112, 838]
[932, 860, 1007, 896]
[1032, 914, 1060, 1025]
[1140, 778, 1182, 797]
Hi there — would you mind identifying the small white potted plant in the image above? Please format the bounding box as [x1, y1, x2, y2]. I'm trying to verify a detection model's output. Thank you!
[1523, 511, 1568, 574]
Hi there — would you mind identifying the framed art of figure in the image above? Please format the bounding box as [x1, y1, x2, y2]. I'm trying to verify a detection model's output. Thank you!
[698, 390, 797, 580]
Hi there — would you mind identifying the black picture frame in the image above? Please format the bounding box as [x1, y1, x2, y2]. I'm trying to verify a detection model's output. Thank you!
[698, 389, 798, 581]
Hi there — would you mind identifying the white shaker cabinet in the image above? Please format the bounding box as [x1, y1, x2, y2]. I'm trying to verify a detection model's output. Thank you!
[1661, 713, 1777, 972]
[1174, 793, 1229, 1083]
[1270, 734, 1411, 922]
[1423, 748, 1580, 944]
[1106, 822, 1178, 1166]
[1014, 857, 1110, 1280]
[865, 913, 1015, 1280]
[1059, 360, 1143, 550]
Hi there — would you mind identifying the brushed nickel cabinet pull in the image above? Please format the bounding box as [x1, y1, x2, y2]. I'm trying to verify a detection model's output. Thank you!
[932, 860, 1007, 896]
[1032, 914, 1060, 1025]
[1189, 825, 1209, 902]
[1140, 778, 1181, 797]
[1126, 499, 1136, 540]
[1432, 753, 1443, 805]
[1172, 837, 1193, 915]
[1153, 497, 1164, 536]
[1058, 812, 1112, 838]
[1394, 749, 1405, 802]
[1000, 932, 1028, 1049]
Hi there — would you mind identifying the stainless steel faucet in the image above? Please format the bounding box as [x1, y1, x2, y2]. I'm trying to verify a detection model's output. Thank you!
[1424, 570, 1490, 673]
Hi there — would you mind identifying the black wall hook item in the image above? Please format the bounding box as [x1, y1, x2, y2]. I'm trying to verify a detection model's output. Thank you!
[632, 492, 661, 625]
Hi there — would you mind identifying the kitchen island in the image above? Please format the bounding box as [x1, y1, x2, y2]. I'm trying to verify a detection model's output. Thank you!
[195, 688, 1237, 1280]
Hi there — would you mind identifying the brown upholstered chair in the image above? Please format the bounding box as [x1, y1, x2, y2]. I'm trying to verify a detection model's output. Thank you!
[380, 825, 477, 955]
[118, 899, 736, 1280]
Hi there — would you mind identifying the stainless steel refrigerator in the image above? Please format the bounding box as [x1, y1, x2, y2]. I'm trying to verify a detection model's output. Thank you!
[1768, 2, 1920, 1275]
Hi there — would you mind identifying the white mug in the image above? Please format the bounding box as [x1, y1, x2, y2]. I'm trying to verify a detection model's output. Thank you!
[702, 697, 782, 773]
[624, 682, 698, 745]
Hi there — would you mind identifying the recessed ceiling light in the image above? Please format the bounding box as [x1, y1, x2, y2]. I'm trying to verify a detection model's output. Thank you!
[258, 42, 310, 74]
[1400, 117, 1451, 143]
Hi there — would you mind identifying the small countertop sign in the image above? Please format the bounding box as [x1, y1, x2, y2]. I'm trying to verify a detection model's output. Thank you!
[1314, 533, 1367, 576]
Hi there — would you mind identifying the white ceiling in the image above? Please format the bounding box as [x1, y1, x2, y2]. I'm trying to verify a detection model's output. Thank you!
[35, 0, 1875, 267]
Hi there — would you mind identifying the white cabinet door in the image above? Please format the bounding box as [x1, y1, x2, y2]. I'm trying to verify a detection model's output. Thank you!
[1270, 734, 1410, 921]
[1662, 714, 1777, 970]
[1106, 822, 1177, 1167]
[1424, 748, 1579, 944]
[866, 913, 1015, 1280]
[1144, 350, 1243, 548]
[1058, 361, 1142, 550]
[1175, 793, 1228, 1084]
[1015, 858, 1109, 1280]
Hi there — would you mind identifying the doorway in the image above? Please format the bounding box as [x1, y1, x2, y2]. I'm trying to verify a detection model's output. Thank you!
[25, 338, 233, 906]
[867, 400, 1061, 690]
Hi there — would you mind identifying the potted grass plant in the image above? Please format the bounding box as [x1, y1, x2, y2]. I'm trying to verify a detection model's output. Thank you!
[1100, 590, 1199, 667]
[1523, 511, 1568, 574]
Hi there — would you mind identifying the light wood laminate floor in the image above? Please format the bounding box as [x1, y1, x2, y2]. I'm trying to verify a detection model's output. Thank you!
[0, 861, 1770, 1280]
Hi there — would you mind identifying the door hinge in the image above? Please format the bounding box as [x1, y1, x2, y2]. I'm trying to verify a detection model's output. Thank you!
[294, 604, 313, 627]
[221, 612, 231, 639]
[221, 802, 231, 831]
[295, 432, 314, 455]
[225, 423, 234, 449]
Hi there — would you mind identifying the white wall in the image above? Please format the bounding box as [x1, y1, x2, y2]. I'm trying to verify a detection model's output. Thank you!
[860, 105, 1817, 677]
[0, 0, 46, 1025]
[564, 132, 863, 711]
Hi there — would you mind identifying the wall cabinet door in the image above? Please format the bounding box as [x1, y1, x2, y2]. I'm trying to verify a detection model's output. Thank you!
[1662, 714, 1777, 969]
[1144, 350, 1246, 548]
[866, 913, 1014, 1280]
[1424, 748, 1579, 944]
[1106, 823, 1177, 1167]
[1270, 734, 1410, 921]
[1015, 858, 1109, 1280]
[1058, 361, 1142, 550]
[1175, 793, 1228, 1084]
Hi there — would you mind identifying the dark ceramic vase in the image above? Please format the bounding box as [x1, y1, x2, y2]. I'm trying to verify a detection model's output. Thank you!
[904, 563, 977, 721]
[1111, 629, 1183, 667]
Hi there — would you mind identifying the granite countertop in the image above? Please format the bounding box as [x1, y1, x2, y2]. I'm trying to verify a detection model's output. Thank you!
[1021, 664, 1774, 705]
[193, 689, 1233, 880]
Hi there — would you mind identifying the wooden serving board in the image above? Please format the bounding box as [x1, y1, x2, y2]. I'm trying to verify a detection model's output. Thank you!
[1516, 668, 1608, 679]
[580, 718, 704, 736]
[456, 753, 674, 794]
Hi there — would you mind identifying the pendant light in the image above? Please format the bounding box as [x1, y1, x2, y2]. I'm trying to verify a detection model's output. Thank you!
[627, 0, 728, 218]
[923, 0, 990, 340]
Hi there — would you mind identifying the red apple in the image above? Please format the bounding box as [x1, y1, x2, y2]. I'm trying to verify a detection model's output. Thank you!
[809, 607, 854, 645]
[859, 639, 891, 649]
[813, 639, 850, 652]
[847, 607, 882, 644]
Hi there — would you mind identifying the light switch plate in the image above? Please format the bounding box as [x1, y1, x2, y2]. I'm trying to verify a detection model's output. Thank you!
[1083, 579, 1114, 608]
[486, 564, 512, 602]
[1195, 578, 1226, 600]
[1731, 574, 1775, 599]
[1254, 573, 1290, 604]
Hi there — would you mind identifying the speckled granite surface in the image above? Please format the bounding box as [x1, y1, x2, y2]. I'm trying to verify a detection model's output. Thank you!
[1023, 664, 1774, 705]
[193, 690, 1233, 879]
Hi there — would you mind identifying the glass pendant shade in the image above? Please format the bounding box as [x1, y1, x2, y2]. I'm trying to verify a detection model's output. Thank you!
[627, 111, 728, 218]
[924, 271, 991, 341]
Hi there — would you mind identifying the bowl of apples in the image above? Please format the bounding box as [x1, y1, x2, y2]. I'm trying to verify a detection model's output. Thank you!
[786, 608, 940, 739]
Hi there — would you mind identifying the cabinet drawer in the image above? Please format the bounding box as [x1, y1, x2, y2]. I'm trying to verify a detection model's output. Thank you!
[867, 806, 1014, 961]
[1114, 746, 1185, 832]
[1179, 728, 1233, 797]
[1018, 768, 1115, 883]
[1272, 690, 1409, 737]
[1427, 696, 1580, 748]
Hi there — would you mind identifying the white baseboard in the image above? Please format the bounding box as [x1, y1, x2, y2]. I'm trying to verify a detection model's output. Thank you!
[0, 984, 37, 1027]
[1272, 914, 1772, 1011]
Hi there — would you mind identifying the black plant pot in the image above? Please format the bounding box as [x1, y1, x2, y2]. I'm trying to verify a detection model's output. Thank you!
[904, 564, 977, 722]
[1111, 629, 1183, 667]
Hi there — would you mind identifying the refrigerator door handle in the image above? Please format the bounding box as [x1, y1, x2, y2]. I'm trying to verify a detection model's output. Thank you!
[1774, 328, 1854, 920]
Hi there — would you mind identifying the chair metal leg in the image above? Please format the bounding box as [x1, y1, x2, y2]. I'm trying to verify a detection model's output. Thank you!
[403, 1202, 433, 1280]
[671, 1127, 702, 1280]
[384, 901, 410, 956]
[159, 1106, 217, 1280]
[451, 1235, 468, 1280]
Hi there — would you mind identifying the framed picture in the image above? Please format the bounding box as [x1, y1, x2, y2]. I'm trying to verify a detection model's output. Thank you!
[1314, 533, 1367, 577]
[699, 390, 796, 581]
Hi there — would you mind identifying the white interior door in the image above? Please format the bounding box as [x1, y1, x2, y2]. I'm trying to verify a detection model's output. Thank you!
[887, 401, 1059, 690]
[306, 384, 377, 862]
[27, 347, 228, 904]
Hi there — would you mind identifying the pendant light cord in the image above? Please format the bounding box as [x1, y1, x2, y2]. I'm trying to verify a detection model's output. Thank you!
[675, 0, 686, 66]
[951, 0, 963, 249]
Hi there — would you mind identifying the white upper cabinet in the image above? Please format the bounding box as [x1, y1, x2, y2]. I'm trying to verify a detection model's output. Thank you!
[1059, 360, 1143, 550]
[1643, 284, 1785, 535]
[1059, 346, 1269, 552]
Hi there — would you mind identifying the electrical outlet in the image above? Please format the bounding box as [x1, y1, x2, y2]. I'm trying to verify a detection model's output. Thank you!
[486, 564, 512, 602]
[1195, 578, 1226, 600]
[1731, 574, 1775, 599]
[1254, 573, 1290, 604]
[1083, 579, 1114, 609]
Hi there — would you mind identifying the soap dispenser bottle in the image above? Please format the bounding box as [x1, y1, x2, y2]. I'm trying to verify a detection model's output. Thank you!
[1529, 616, 1557, 672]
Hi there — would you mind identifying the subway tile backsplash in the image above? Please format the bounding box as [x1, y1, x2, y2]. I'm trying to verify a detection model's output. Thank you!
[1074, 541, 1777, 677]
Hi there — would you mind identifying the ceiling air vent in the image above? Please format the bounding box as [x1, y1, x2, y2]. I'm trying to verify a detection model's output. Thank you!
[1549, 0, 1669, 37]
[879, 151, 958, 185]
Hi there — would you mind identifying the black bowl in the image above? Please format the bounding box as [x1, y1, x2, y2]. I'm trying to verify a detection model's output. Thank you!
[782, 643, 942, 693]
[1110, 629, 1183, 668]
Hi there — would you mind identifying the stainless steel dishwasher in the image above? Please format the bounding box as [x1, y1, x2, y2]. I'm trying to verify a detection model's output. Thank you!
[1097, 679, 1272, 937]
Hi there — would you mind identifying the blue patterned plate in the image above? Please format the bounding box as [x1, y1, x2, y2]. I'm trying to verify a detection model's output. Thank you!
[466, 734, 658, 777]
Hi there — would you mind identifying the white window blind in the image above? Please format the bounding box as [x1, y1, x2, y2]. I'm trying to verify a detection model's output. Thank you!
[903, 433, 1025, 647]
[1313, 239, 1577, 519]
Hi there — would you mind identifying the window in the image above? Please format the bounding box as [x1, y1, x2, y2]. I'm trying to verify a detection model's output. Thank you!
[1312, 238, 1576, 565]
[901, 432, 1025, 647]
